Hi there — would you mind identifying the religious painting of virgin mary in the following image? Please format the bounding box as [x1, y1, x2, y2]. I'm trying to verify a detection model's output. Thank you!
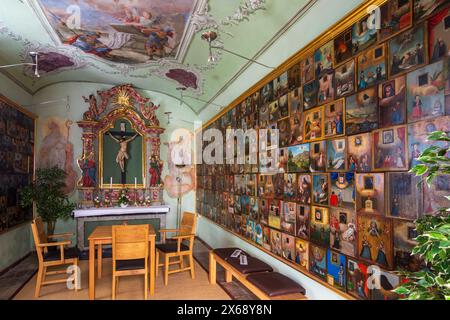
[357, 213, 394, 270]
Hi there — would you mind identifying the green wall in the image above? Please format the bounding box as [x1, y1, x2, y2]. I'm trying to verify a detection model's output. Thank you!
[0, 72, 33, 272]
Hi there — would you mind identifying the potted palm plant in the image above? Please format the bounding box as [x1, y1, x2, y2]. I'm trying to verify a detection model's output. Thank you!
[20, 166, 76, 236]
[394, 131, 450, 300]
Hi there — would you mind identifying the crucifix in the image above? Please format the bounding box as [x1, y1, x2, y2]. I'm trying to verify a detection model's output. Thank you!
[107, 121, 138, 184]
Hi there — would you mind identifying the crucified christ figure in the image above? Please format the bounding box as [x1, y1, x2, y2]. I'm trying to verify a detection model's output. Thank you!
[107, 132, 138, 173]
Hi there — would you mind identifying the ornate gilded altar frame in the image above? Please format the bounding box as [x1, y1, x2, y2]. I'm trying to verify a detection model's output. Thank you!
[76, 84, 165, 206]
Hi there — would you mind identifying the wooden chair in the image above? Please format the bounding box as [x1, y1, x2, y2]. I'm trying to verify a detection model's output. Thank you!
[112, 224, 149, 300]
[156, 212, 197, 285]
[31, 217, 79, 298]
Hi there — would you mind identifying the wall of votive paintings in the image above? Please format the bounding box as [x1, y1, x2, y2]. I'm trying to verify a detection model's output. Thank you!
[196, 0, 450, 300]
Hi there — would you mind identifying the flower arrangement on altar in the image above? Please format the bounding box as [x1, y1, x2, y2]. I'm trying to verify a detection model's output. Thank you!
[93, 196, 101, 208]
[118, 189, 131, 208]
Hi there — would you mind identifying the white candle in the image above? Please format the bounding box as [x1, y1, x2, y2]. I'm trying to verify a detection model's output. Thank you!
[134, 177, 137, 189]
[110, 177, 113, 189]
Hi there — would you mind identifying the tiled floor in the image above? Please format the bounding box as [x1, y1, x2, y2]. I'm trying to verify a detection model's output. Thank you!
[0, 238, 256, 300]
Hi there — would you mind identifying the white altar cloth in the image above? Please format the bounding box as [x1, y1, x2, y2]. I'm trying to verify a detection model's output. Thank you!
[73, 205, 170, 218]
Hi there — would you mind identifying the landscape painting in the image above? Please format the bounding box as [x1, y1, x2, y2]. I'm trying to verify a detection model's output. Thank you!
[346, 88, 378, 135]
[287, 143, 310, 172]
[38, 0, 197, 63]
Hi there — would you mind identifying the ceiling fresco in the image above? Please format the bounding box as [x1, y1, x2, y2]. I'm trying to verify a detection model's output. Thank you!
[35, 0, 199, 64]
[0, 0, 326, 114]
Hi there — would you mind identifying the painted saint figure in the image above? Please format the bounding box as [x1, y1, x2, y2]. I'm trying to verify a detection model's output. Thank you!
[107, 132, 138, 173]
[149, 155, 163, 186]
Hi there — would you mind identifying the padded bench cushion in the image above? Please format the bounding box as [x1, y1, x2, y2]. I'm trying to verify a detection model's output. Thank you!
[212, 248, 250, 261]
[226, 256, 273, 274]
[246, 272, 306, 297]
[156, 242, 190, 253]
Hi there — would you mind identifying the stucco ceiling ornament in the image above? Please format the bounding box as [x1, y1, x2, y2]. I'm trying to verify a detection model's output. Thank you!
[221, 0, 267, 26]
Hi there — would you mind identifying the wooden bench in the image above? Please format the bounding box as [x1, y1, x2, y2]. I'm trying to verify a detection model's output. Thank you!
[209, 248, 307, 300]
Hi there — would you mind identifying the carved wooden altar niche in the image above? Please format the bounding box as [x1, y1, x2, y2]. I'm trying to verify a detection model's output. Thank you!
[76, 84, 164, 207]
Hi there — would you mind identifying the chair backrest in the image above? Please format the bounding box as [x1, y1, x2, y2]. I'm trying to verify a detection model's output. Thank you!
[112, 224, 149, 261]
[180, 212, 197, 234]
[31, 217, 47, 259]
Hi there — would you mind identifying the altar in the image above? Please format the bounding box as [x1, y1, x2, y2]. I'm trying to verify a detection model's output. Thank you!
[73, 205, 170, 251]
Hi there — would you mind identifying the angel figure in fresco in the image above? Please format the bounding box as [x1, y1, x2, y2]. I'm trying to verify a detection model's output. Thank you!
[107, 132, 138, 172]
[82, 94, 99, 120]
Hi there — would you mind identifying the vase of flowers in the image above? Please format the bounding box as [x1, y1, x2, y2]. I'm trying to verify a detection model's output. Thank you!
[93, 196, 101, 208]
[118, 189, 130, 208]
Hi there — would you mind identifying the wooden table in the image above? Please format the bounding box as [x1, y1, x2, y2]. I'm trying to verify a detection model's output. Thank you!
[88, 225, 156, 300]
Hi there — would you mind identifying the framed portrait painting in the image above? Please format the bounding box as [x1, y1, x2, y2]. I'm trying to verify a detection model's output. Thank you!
[270, 229, 282, 256]
[288, 63, 302, 90]
[297, 174, 312, 205]
[378, 76, 407, 128]
[324, 99, 345, 138]
[429, 6, 450, 63]
[372, 125, 408, 171]
[282, 233, 296, 262]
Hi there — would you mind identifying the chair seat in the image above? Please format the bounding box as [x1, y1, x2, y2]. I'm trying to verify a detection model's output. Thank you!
[227, 256, 273, 274]
[43, 247, 79, 262]
[116, 258, 146, 271]
[156, 242, 190, 253]
[213, 248, 251, 261]
[246, 272, 306, 297]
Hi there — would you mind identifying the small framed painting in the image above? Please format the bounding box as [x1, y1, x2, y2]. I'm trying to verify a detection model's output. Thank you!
[329, 172, 356, 210]
[347, 258, 369, 300]
[281, 233, 296, 262]
[378, 76, 407, 127]
[356, 173, 385, 215]
[317, 70, 335, 105]
[388, 24, 426, 78]
[330, 207, 357, 257]
[326, 138, 347, 172]
[295, 239, 309, 269]
[347, 133, 372, 172]
[357, 44, 387, 90]
[326, 250, 347, 292]
[300, 55, 315, 84]
[310, 141, 327, 172]
[351, 15, 378, 55]
[303, 106, 324, 142]
[378, 0, 413, 42]
[296, 203, 310, 239]
[281, 201, 296, 235]
[334, 27, 354, 66]
[345, 88, 378, 135]
[312, 173, 329, 206]
[303, 80, 318, 111]
[324, 99, 345, 138]
[270, 229, 282, 256]
[413, 0, 448, 21]
[287, 143, 310, 172]
[429, 7, 450, 62]
[309, 244, 327, 280]
[297, 174, 312, 205]
[372, 125, 408, 171]
[288, 63, 302, 90]
[335, 59, 356, 98]
[314, 40, 334, 77]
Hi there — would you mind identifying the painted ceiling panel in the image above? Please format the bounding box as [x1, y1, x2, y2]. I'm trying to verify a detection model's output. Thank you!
[0, 0, 315, 114]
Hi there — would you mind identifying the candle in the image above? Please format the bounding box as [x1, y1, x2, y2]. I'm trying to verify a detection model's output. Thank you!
[134, 177, 137, 189]
[110, 177, 113, 189]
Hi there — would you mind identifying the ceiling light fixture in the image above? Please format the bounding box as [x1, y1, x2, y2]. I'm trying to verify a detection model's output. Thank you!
[0, 52, 40, 77]
[201, 31, 274, 69]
